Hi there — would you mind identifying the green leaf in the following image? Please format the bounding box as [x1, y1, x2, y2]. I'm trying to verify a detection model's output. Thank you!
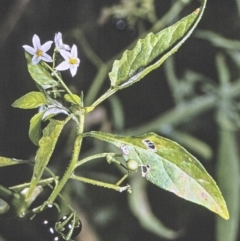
[109, 8, 204, 89]
[12, 92, 48, 109]
[25, 52, 58, 89]
[29, 111, 45, 146]
[85, 131, 229, 220]
[64, 94, 81, 105]
[26, 119, 66, 200]
[0, 156, 28, 167]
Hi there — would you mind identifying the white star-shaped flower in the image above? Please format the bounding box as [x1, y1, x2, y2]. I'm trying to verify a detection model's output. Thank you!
[55, 44, 80, 77]
[23, 34, 53, 65]
[54, 32, 70, 51]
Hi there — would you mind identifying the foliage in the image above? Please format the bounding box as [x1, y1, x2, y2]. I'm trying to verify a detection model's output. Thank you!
[1, 0, 239, 241]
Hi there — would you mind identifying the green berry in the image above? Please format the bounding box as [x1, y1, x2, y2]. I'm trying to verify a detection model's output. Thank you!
[126, 159, 139, 171]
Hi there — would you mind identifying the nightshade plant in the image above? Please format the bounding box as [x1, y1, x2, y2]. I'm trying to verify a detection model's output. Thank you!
[0, 0, 230, 240]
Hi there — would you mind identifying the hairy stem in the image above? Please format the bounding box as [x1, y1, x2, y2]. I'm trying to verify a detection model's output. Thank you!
[47, 112, 85, 203]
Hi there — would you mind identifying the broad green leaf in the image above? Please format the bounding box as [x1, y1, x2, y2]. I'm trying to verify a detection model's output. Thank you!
[109, 7, 204, 89]
[0, 156, 28, 167]
[216, 129, 239, 241]
[85, 131, 229, 220]
[26, 119, 66, 200]
[64, 94, 81, 105]
[29, 111, 45, 146]
[25, 52, 58, 89]
[12, 92, 48, 109]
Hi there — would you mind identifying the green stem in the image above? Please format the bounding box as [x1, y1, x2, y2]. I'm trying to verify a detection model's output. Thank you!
[9, 177, 57, 192]
[75, 152, 117, 168]
[71, 175, 130, 192]
[116, 174, 129, 186]
[52, 50, 57, 69]
[47, 112, 85, 203]
[90, 88, 118, 109]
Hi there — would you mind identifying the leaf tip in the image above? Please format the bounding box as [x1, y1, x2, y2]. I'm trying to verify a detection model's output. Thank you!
[220, 210, 230, 220]
[194, 8, 200, 14]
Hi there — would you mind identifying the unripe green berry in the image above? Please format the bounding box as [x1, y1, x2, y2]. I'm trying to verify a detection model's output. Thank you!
[126, 159, 139, 171]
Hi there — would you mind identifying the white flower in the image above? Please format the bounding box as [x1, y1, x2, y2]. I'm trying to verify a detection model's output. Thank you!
[54, 32, 70, 51]
[23, 34, 53, 64]
[55, 44, 80, 77]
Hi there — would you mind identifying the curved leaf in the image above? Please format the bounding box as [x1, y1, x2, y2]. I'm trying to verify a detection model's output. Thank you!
[29, 111, 45, 146]
[25, 52, 58, 89]
[12, 91, 47, 109]
[109, 6, 205, 89]
[85, 131, 229, 220]
[26, 119, 67, 200]
[0, 157, 28, 167]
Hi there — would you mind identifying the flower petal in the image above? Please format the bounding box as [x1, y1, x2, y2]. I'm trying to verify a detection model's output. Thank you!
[55, 61, 70, 71]
[32, 34, 41, 49]
[70, 65, 78, 77]
[41, 41, 53, 52]
[75, 58, 80, 66]
[59, 49, 71, 60]
[41, 52, 53, 62]
[32, 55, 41, 65]
[62, 43, 70, 51]
[22, 45, 36, 55]
[54, 32, 62, 46]
[71, 44, 78, 58]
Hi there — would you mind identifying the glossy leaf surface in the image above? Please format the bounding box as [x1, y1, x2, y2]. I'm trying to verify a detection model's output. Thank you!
[26, 119, 66, 200]
[29, 111, 45, 146]
[12, 92, 47, 109]
[0, 157, 28, 167]
[25, 52, 58, 89]
[109, 8, 203, 89]
[85, 131, 229, 219]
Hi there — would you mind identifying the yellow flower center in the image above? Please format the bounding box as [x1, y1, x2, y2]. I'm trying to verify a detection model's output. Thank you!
[36, 49, 43, 57]
[69, 58, 78, 65]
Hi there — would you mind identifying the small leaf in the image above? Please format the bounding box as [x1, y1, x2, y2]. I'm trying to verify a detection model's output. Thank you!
[26, 119, 66, 200]
[29, 111, 45, 146]
[25, 52, 58, 89]
[64, 94, 81, 105]
[85, 131, 229, 220]
[12, 92, 48, 109]
[109, 7, 204, 89]
[0, 156, 28, 167]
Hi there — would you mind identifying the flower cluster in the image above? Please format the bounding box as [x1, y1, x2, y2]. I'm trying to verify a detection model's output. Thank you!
[22, 32, 80, 77]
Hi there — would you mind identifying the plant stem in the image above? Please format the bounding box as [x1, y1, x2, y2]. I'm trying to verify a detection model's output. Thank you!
[75, 152, 118, 168]
[90, 87, 118, 109]
[71, 175, 130, 192]
[9, 177, 57, 192]
[47, 112, 85, 203]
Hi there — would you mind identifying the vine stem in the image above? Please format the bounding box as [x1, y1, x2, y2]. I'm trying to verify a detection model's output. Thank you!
[47, 111, 85, 203]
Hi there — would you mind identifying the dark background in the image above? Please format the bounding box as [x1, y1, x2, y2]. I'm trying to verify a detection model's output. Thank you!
[0, 0, 239, 241]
